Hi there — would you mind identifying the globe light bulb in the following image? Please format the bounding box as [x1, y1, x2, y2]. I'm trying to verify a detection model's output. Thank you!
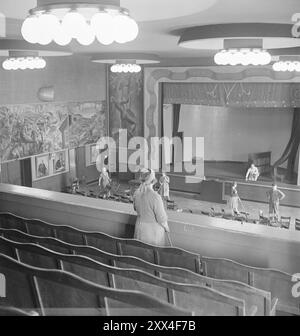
[91, 12, 115, 44]
[214, 51, 226, 65]
[251, 49, 261, 66]
[96, 30, 115, 45]
[21, 16, 40, 43]
[124, 16, 139, 42]
[2, 59, 10, 70]
[76, 24, 95, 45]
[37, 58, 46, 69]
[19, 59, 28, 70]
[295, 62, 300, 72]
[272, 62, 280, 72]
[280, 62, 288, 72]
[10, 59, 18, 70]
[135, 64, 141, 73]
[27, 57, 35, 70]
[37, 13, 60, 45]
[260, 51, 271, 65]
[113, 14, 129, 44]
[113, 14, 138, 43]
[286, 61, 296, 72]
[62, 11, 87, 39]
[54, 25, 72, 46]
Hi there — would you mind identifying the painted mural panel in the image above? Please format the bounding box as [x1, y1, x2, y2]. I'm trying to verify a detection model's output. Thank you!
[0, 101, 107, 163]
[68, 101, 107, 148]
[109, 71, 144, 143]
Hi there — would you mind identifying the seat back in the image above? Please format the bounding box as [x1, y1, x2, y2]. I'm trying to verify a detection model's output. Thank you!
[0, 254, 193, 316]
[295, 219, 300, 231]
[0, 237, 271, 315]
[0, 306, 39, 316]
[280, 216, 291, 229]
[0, 236, 249, 316]
[201, 256, 299, 315]
[0, 212, 200, 272]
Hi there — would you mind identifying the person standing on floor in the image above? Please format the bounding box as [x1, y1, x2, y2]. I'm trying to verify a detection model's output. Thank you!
[230, 181, 240, 216]
[266, 184, 285, 221]
[245, 163, 260, 181]
[133, 169, 170, 246]
[158, 172, 170, 202]
[98, 167, 111, 199]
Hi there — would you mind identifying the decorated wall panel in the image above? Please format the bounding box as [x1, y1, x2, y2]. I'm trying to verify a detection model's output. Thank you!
[0, 101, 107, 163]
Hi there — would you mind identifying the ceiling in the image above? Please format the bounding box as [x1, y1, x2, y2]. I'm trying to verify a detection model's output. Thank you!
[0, 0, 300, 66]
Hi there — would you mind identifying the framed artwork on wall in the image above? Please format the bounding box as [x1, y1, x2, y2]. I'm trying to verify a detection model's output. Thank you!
[85, 143, 98, 167]
[31, 149, 70, 181]
[90, 144, 98, 164]
[35, 154, 50, 179]
[108, 69, 144, 144]
[53, 150, 67, 174]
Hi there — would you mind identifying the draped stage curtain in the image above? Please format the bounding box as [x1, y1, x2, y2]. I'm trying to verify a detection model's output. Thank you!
[172, 104, 183, 162]
[163, 82, 300, 108]
[272, 108, 300, 180]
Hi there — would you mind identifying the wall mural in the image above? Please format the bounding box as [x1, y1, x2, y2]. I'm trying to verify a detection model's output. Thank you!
[109, 70, 144, 143]
[0, 101, 107, 163]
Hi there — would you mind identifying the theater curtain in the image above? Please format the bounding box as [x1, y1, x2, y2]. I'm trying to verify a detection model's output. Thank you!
[272, 108, 300, 180]
[163, 82, 300, 108]
[172, 104, 183, 162]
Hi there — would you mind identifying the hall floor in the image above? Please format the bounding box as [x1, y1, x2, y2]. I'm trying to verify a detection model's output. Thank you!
[170, 191, 300, 230]
[86, 180, 300, 231]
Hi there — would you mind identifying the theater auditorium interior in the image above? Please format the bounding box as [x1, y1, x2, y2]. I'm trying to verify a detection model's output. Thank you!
[0, 0, 300, 318]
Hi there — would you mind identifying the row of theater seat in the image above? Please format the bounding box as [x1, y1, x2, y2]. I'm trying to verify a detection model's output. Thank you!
[0, 212, 299, 316]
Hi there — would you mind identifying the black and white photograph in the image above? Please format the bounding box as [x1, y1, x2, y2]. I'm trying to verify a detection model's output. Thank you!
[35, 154, 49, 179]
[0, 0, 300, 326]
[53, 150, 66, 173]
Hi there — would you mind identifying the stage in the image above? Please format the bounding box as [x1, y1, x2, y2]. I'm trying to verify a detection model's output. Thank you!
[165, 161, 300, 208]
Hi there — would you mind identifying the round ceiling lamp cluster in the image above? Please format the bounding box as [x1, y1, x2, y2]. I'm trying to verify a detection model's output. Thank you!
[3, 56, 46, 70]
[111, 63, 141, 73]
[214, 48, 272, 66]
[21, 2, 139, 46]
[272, 57, 300, 72]
[91, 53, 161, 73]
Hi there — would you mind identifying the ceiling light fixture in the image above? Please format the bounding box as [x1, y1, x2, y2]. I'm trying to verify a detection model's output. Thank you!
[273, 61, 300, 72]
[213, 39, 271, 66]
[91, 53, 161, 72]
[111, 63, 141, 73]
[214, 48, 271, 66]
[2, 51, 46, 70]
[21, 0, 139, 46]
[272, 56, 300, 72]
[3, 57, 46, 70]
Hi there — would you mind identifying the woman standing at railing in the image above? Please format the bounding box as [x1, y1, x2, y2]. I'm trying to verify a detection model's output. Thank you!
[133, 169, 170, 246]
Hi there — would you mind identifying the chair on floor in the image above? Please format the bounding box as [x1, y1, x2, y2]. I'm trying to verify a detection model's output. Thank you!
[0, 232, 275, 315]
[280, 216, 291, 230]
[0, 212, 201, 273]
[0, 235, 256, 316]
[0, 253, 193, 316]
[268, 214, 280, 227]
[201, 256, 300, 315]
[295, 219, 300, 231]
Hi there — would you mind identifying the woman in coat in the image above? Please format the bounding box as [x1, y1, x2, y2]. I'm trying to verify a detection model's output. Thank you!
[133, 169, 170, 246]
